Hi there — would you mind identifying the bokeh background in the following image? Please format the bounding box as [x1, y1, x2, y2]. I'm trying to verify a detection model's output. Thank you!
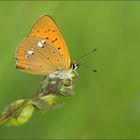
[0, 1, 140, 139]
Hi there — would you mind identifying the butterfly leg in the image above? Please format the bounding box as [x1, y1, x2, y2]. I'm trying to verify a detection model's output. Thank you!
[73, 70, 78, 77]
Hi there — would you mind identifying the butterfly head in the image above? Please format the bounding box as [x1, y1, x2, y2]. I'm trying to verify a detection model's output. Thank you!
[71, 62, 79, 71]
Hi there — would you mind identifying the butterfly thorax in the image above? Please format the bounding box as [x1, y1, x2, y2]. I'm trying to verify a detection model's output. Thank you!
[71, 61, 79, 71]
[48, 61, 79, 79]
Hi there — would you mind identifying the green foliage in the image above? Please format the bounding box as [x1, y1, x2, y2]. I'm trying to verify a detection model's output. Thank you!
[0, 71, 77, 126]
[7, 102, 34, 126]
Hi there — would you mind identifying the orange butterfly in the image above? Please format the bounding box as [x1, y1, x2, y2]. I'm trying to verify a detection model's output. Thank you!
[15, 15, 79, 79]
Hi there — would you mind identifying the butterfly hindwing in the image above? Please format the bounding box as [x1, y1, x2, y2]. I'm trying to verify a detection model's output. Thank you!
[16, 37, 65, 75]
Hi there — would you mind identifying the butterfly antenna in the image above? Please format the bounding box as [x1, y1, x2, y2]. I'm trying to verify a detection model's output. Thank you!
[80, 63, 97, 72]
[76, 48, 97, 61]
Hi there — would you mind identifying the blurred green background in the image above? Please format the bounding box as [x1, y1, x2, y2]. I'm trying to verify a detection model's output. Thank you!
[0, 1, 140, 139]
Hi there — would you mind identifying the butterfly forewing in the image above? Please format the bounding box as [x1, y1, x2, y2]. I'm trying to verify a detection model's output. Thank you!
[16, 37, 66, 75]
[27, 15, 71, 69]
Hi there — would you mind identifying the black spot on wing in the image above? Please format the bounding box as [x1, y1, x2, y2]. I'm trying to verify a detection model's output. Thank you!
[52, 38, 57, 43]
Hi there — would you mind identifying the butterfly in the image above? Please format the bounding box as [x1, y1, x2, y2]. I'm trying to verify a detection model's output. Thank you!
[15, 15, 79, 79]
